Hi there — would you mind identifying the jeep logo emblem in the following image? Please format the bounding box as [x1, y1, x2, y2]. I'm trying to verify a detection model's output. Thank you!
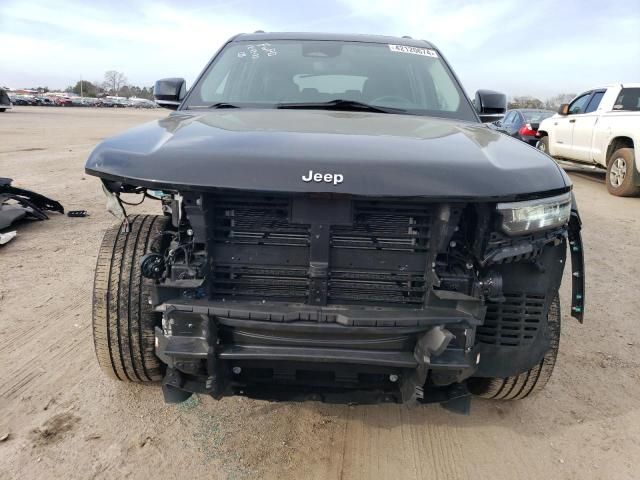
[302, 170, 344, 186]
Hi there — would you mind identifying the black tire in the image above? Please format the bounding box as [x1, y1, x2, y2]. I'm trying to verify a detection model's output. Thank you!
[536, 136, 549, 155]
[606, 148, 639, 197]
[469, 294, 560, 400]
[0, 108, 6, 112]
[92, 215, 169, 382]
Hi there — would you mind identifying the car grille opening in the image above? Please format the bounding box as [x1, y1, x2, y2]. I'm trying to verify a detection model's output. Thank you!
[331, 201, 431, 252]
[209, 195, 436, 307]
[213, 196, 310, 247]
[476, 293, 546, 346]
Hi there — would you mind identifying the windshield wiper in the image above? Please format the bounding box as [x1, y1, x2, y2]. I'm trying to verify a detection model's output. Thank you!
[208, 102, 240, 109]
[277, 99, 406, 114]
[187, 102, 241, 110]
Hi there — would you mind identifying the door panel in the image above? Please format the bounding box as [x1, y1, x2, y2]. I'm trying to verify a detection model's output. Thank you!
[497, 112, 514, 133]
[571, 115, 598, 161]
[508, 112, 522, 137]
[571, 91, 604, 162]
[552, 93, 591, 158]
[551, 116, 573, 157]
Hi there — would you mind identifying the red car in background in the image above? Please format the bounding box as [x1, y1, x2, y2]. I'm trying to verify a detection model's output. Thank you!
[493, 109, 554, 146]
[54, 97, 73, 106]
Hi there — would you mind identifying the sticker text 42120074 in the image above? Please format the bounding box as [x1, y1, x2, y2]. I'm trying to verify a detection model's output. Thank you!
[388, 44, 438, 58]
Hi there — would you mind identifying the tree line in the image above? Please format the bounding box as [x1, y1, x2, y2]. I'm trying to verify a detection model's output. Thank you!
[22, 71, 153, 99]
[64, 71, 154, 99]
[508, 93, 576, 111]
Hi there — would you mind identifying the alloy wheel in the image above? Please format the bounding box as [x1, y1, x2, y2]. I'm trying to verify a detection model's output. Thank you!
[609, 157, 627, 187]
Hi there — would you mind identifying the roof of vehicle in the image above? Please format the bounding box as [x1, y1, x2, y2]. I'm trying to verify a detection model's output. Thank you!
[510, 109, 555, 112]
[232, 32, 435, 48]
[583, 83, 640, 91]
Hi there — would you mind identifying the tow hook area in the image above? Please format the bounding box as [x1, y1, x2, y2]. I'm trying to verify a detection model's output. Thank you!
[398, 326, 453, 404]
[162, 369, 193, 403]
[411, 326, 474, 415]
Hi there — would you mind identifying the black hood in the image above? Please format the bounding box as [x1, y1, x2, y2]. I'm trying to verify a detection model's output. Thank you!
[85, 109, 568, 199]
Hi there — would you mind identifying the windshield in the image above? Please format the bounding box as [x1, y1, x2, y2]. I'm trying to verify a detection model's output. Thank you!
[183, 40, 478, 121]
[522, 110, 554, 122]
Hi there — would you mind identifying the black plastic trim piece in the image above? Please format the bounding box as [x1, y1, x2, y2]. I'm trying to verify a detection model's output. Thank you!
[568, 206, 585, 322]
[219, 345, 417, 367]
[158, 299, 483, 327]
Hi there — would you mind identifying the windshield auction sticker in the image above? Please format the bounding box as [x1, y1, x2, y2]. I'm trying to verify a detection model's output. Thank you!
[388, 44, 438, 57]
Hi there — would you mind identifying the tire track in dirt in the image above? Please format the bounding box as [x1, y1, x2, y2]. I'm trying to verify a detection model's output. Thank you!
[0, 290, 89, 399]
[335, 405, 471, 480]
[0, 289, 87, 355]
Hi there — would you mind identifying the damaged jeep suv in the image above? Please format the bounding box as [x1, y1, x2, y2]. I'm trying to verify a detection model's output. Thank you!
[86, 33, 585, 413]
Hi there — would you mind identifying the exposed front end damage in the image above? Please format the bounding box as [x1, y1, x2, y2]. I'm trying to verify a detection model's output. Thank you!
[101, 181, 584, 413]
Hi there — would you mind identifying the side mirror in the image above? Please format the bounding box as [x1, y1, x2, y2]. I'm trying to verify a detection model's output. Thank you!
[558, 103, 569, 115]
[154, 78, 186, 110]
[475, 89, 507, 123]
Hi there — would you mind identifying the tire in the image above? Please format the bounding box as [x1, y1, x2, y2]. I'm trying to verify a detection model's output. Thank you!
[469, 294, 561, 400]
[536, 136, 549, 154]
[0, 108, 6, 112]
[92, 215, 169, 382]
[606, 148, 639, 197]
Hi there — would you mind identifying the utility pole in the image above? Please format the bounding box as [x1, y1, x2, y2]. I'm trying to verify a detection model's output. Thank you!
[80, 75, 83, 98]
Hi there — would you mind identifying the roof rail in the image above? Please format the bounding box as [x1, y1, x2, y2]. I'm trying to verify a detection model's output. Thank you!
[254, 30, 265, 33]
[402, 35, 412, 39]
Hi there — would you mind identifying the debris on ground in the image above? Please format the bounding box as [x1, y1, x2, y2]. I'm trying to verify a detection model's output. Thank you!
[0, 230, 16, 245]
[67, 210, 89, 217]
[0, 177, 64, 230]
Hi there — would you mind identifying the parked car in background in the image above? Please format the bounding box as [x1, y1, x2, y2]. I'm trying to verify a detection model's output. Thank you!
[12, 94, 37, 106]
[54, 96, 73, 106]
[84, 97, 100, 107]
[71, 97, 89, 107]
[0, 88, 11, 112]
[96, 98, 113, 107]
[128, 98, 158, 108]
[3, 91, 156, 109]
[98, 98, 125, 107]
[537, 84, 640, 196]
[34, 96, 54, 106]
[72, 97, 98, 107]
[493, 109, 554, 145]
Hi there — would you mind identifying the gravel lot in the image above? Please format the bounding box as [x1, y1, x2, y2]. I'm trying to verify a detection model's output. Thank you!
[1, 106, 639, 480]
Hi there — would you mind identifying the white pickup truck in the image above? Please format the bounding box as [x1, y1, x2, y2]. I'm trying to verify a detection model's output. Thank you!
[536, 84, 640, 196]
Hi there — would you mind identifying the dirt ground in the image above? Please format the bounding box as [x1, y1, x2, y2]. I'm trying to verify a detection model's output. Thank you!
[0, 106, 639, 480]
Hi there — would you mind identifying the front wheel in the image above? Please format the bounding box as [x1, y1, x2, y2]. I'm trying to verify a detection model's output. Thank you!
[606, 148, 639, 197]
[536, 136, 549, 154]
[469, 294, 560, 400]
[92, 215, 169, 382]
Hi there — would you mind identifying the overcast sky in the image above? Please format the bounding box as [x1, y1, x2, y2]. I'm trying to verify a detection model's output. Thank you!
[1, 0, 639, 99]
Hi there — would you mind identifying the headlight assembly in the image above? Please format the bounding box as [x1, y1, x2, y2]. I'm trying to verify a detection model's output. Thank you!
[497, 192, 571, 236]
